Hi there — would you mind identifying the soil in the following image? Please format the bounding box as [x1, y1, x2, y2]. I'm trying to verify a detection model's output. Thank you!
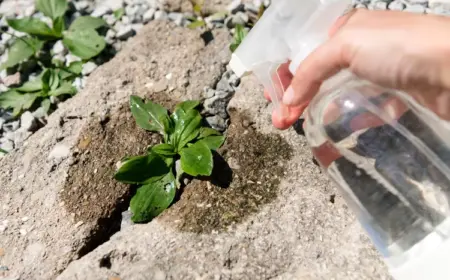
[60, 97, 175, 257]
[159, 108, 294, 233]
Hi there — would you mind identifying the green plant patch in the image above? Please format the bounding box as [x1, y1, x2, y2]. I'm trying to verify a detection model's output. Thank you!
[115, 96, 226, 223]
[230, 24, 248, 52]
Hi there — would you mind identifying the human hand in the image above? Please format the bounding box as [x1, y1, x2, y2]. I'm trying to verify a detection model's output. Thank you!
[266, 9, 450, 130]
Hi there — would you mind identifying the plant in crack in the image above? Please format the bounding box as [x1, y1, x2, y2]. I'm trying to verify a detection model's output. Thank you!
[229, 24, 248, 52]
[115, 96, 226, 223]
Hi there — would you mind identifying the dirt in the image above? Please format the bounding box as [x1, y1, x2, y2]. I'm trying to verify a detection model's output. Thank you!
[158, 108, 293, 233]
[60, 97, 176, 257]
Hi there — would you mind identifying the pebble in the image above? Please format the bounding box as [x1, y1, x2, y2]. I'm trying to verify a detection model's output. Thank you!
[81, 61, 98, 76]
[203, 88, 216, 99]
[154, 10, 168, 20]
[105, 29, 117, 44]
[226, 12, 249, 28]
[143, 8, 156, 22]
[103, 14, 117, 26]
[131, 23, 144, 32]
[121, 15, 131, 24]
[388, 1, 405, 10]
[48, 144, 71, 160]
[120, 209, 134, 229]
[3, 120, 19, 132]
[72, 77, 82, 90]
[52, 40, 66, 55]
[370, 1, 387, 9]
[2, 72, 21, 87]
[74, 1, 93, 13]
[104, 0, 124, 10]
[20, 111, 38, 132]
[206, 115, 228, 132]
[429, 0, 450, 9]
[24, 5, 36, 16]
[116, 25, 135, 40]
[65, 54, 82, 66]
[32, 107, 47, 120]
[406, 0, 429, 4]
[168, 12, 184, 26]
[405, 4, 426, 13]
[227, 0, 245, 14]
[92, 5, 112, 17]
[0, 139, 14, 152]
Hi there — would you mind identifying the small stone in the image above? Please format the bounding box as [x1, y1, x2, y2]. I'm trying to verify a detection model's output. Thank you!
[406, 0, 428, 4]
[168, 12, 184, 25]
[388, 1, 405, 10]
[405, 4, 426, 13]
[52, 54, 66, 66]
[430, 5, 450, 14]
[355, 3, 367, 9]
[154, 10, 168, 20]
[3, 120, 19, 132]
[21, 217, 29, 222]
[125, 5, 139, 17]
[104, 0, 124, 10]
[204, 91, 234, 118]
[20, 111, 38, 132]
[429, 0, 450, 8]
[65, 54, 82, 66]
[131, 23, 144, 32]
[116, 25, 135, 40]
[48, 144, 71, 160]
[0, 222, 8, 233]
[92, 5, 112, 17]
[105, 29, 117, 44]
[74, 221, 84, 228]
[227, 0, 244, 13]
[103, 14, 117, 26]
[74, 1, 92, 12]
[52, 40, 66, 55]
[121, 15, 131, 24]
[2, 72, 21, 87]
[369, 1, 387, 10]
[32, 107, 47, 120]
[20, 228, 27, 236]
[226, 12, 249, 28]
[228, 157, 241, 170]
[0, 139, 13, 152]
[203, 88, 215, 99]
[143, 8, 156, 23]
[120, 209, 134, 229]
[24, 5, 36, 16]
[216, 77, 234, 93]
[81, 62, 98, 76]
[206, 115, 228, 132]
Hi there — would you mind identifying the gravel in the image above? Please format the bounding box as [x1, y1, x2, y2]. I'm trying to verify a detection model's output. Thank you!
[81, 62, 98, 76]
[20, 111, 38, 132]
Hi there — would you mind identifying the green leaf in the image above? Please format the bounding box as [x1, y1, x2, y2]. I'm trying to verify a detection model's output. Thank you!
[115, 153, 170, 184]
[69, 16, 107, 31]
[0, 37, 43, 70]
[0, 148, 8, 154]
[198, 135, 225, 150]
[36, 0, 68, 20]
[230, 24, 247, 52]
[42, 69, 60, 93]
[41, 98, 51, 113]
[198, 127, 221, 138]
[16, 78, 42, 92]
[187, 20, 205, 29]
[66, 61, 83, 75]
[130, 171, 176, 223]
[7, 17, 57, 38]
[63, 29, 105, 59]
[49, 81, 76, 96]
[179, 141, 213, 176]
[52, 16, 65, 37]
[113, 8, 125, 20]
[0, 90, 39, 117]
[151, 143, 176, 156]
[129, 95, 169, 133]
[175, 100, 200, 112]
[171, 108, 202, 150]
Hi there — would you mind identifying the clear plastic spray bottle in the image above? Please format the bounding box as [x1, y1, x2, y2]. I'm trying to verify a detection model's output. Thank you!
[229, 0, 450, 279]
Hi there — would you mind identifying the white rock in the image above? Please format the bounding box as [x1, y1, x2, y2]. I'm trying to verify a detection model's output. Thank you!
[131, 23, 144, 32]
[0, 139, 14, 152]
[52, 54, 66, 65]
[32, 107, 47, 119]
[105, 29, 117, 44]
[0, 117, 5, 127]
[406, 0, 428, 4]
[116, 25, 135, 40]
[41, 16, 53, 28]
[81, 62, 98, 76]
[20, 111, 38, 132]
[2, 73, 21, 87]
[104, 0, 124, 10]
[405, 4, 425, 13]
[24, 5, 36, 16]
[103, 14, 117, 26]
[388, 1, 405, 10]
[143, 8, 156, 22]
[74, 1, 92, 12]
[154, 10, 168, 20]
[20, 228, 27, 236]
[429, 0, 450, 8]
[122, 15, 131, 24]
[227, 0, 242, 12]
[48, 144, 71, 160]
[65, 54, 82, 66]
[52, 40, 66, 55]
[126, 5, 139, 17]
[92, 5, 112, 17]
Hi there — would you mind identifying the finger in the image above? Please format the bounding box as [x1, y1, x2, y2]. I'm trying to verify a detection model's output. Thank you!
[282, 35, 350, 107]
[272, 104, 307, 130]
[264, 89, 271, 101]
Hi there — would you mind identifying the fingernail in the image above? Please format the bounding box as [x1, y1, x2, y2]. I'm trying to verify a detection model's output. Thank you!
[283, 86, 295, 105]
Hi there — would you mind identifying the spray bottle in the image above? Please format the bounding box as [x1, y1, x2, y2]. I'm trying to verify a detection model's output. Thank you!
[229, 0, 450, 279]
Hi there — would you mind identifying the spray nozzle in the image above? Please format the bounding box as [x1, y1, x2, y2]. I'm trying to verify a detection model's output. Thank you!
[228, 0, 352, 115]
